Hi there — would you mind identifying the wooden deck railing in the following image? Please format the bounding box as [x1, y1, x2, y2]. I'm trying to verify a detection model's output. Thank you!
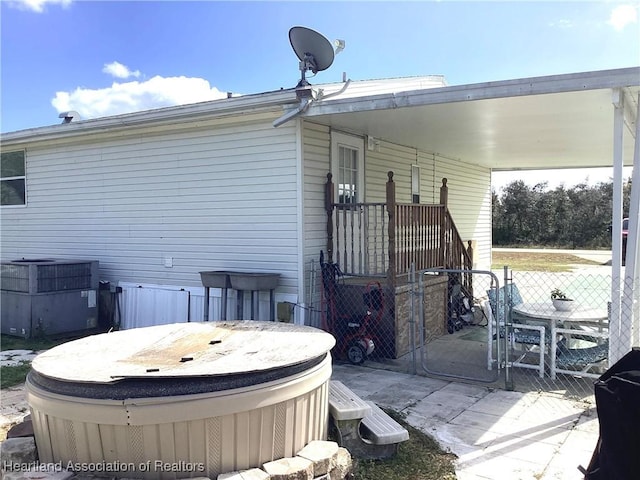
[394, 203, 444, 273]
[330, 202, 389, 276]
[325, 172, 473, 290]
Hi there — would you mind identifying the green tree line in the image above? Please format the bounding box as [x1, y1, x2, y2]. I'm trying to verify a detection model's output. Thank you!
[492, 178, 632, 248]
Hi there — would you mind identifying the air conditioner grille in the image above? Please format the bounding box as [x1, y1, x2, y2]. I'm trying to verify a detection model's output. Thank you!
[0, 261, 95, 293]
[0, 264, 29, 292]
[37, 264, 93, 292]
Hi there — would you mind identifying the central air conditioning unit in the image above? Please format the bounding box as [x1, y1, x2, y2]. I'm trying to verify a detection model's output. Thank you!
[0, 259, 99, 338]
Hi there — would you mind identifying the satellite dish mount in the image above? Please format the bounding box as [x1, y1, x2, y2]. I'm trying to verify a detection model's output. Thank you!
[298, 53, 318, 88]
[289, 27, 335, 88]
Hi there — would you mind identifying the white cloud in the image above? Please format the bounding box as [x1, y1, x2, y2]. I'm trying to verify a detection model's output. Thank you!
[9, 0, 72, 13]
[548, 19, 573, 29]
[608, 4, 638, 31]
[51, 76, 230, 119]
[103, 61, 141, 79]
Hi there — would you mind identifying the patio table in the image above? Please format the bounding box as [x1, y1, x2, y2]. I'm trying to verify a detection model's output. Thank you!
[512, 303, 608, 379]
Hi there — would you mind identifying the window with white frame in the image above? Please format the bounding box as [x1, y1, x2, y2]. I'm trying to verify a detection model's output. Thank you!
[411, 165, 420, 204]
[331, 132, 364, 207]
[1, 150, 26, 206]
[338, 146, 358, 204]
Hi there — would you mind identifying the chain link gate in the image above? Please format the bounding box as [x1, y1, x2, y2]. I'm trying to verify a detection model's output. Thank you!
[411, 267, 506, 386]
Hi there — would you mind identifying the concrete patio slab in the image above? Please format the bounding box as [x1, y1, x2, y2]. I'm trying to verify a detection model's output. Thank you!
[331, 362, 597, 480]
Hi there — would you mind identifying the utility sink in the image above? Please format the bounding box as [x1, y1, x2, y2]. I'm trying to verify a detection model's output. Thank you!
[199, 271, 280, 321]
[229, 272, 280, 291]
[199, 271, 233, 289]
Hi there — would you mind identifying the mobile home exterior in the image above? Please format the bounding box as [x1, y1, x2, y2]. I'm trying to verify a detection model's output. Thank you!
[1, 77, 491, 328]
[2, 69, 638, 334]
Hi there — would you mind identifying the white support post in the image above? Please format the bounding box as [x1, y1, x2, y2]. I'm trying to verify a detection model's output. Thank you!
[621, 93, 640, 348]
[610, 89, 625, 364]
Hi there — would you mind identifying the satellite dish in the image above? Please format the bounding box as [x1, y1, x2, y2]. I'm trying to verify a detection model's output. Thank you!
[289, 26, 335, 87]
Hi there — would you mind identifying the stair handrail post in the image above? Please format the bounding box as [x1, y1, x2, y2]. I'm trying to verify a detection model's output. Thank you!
[439, 178, 448, 267]
[325, 172, 335, 263]
[439, 177, 449, 208]
[386, 171, 397, 286]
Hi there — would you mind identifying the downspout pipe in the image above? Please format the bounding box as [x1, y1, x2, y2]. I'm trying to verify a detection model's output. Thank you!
[272, 80, 352, 128]
[273, 97, 313, 128]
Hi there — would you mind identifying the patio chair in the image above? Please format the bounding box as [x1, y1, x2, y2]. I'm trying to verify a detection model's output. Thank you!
[551, 301, 610, 379]
[484, 284, 549, 378]
[554, 325, 609, 379]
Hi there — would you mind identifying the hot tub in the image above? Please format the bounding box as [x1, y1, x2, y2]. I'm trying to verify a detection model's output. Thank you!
[26, 321, 336, 479]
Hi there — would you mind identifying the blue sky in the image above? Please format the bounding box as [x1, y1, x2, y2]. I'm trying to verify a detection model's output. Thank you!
[1, 0, 638, 188]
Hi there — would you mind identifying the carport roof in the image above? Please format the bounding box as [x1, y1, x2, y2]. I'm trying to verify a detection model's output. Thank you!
[303, 67, 640, 171]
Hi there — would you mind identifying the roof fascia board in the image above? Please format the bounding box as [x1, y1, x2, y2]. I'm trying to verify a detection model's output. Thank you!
[1, 90, 299, 145]
[5, 111, 285, 149]
[305, 67, 640, 116]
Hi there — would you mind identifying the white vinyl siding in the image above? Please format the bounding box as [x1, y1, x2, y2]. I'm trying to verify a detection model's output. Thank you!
[416, 151, 438, 203]
[0, 116, 301, 297]
[364, 141, 417, 202]
[302, 122, 331, 327]
[435, 157, 492, 269]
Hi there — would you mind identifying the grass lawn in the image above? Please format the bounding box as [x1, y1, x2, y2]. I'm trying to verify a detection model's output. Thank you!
[1, 362, 32, 390]
[1, 335, 68, 389]
[492, 251, 601, 272]
[1, 335, 66, 352]
[351, 409, 457, 480]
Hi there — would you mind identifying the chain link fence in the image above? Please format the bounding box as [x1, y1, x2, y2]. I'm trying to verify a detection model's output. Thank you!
[314, 257, 504, 383]
[313, 256, 637, 402]
[501, 267, 632, 400]
[315, 252, 401, 367]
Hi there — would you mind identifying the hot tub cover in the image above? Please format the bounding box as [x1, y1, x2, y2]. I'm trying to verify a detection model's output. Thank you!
[29, 321, 336, 399]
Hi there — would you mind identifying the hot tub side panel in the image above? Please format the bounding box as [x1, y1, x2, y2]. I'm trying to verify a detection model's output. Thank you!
[27, 358, 331, 479]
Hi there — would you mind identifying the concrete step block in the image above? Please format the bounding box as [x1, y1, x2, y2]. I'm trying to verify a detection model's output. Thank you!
[296, 440, 339, 476]
[262, 457, 313, 480]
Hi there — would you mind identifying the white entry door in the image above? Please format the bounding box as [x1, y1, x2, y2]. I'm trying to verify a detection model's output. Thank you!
[331, 132, 365, 274]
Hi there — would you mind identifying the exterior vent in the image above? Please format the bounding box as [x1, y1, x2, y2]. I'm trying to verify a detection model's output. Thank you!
[58, 111, 80, 123]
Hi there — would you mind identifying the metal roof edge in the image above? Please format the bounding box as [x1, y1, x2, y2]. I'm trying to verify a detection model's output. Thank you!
[312, 74, 448, 88]
[1, 89, 300, 144]
[305, 67, 640, 116]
